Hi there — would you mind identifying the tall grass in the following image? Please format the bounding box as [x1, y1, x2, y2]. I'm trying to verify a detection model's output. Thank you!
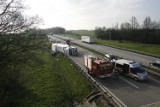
[68, 30, 96, 37]
[65, 30, 160, 57]
[11, 51, 91, 107]
[95, 39, 160, 57]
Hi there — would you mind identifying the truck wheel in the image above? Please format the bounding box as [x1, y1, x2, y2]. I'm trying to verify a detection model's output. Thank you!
[87, 70, 91, 75]
[87, 71, 90, 74]
[88, 70, 94, 76]
[134, 77, 139, 81]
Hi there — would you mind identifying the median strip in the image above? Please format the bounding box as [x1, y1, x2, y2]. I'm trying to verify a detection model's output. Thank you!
[54, 35, 160, 80]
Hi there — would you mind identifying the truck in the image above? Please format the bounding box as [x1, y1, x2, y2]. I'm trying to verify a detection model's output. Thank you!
[84, 55, 114, 78]
[104, 54, 118, 66]
[114, 59, 148, 81]
[81, 36, 94, 43]
[51, 43, 78, 56]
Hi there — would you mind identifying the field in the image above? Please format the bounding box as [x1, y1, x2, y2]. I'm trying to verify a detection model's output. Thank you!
[66, 30, 160, 57]
[67, 30, 96, 37]
[11, 51, 91, 107]
[95, 39, 160, 57]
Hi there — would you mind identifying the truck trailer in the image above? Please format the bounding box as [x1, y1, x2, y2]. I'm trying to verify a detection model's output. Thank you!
[51, 43, 78, 56]
[84, 55, 114, 78]
[115, 59, 148, 81]
[81, 36, 94, 43]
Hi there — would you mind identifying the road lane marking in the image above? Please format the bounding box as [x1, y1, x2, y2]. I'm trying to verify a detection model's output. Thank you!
[149, 76, 160, 83]
[120, 77, 140, 89]
[141, 101, 160, 107]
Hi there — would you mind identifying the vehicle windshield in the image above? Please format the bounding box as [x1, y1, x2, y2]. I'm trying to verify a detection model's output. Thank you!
[133, 67, 145, 73]
[99, 63, 111, 70]
[110, 55, 118, 60]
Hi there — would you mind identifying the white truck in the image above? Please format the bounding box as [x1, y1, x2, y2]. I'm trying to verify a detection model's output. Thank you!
[51, 43, 77, 56]
[115, 59, 148, 81]
[81, 36, 94, 43]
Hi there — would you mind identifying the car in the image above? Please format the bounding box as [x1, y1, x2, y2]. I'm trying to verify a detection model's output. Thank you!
[149, 60, 160, 72]
[150, 61, 160, 67]
[104, 54, 118, 66]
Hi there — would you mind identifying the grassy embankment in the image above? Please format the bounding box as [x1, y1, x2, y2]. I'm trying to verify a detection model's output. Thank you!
[66, 30, 160, 57]
[95, 39, 160, 58]
[11, 51, 91, 107]
[68, 30, 96, 37]
[64, 30, 160, 79]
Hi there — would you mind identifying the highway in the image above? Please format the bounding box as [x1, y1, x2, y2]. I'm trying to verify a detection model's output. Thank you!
[49, 35, 160, 107]
[53, 35, 160, 68]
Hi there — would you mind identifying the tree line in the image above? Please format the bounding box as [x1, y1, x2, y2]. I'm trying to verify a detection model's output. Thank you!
[45, 27, 65, 34]
[0, 0, 48, 106]
[95, 16, 160, 44]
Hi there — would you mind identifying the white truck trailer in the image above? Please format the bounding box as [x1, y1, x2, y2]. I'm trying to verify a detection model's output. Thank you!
[51, 43, 77, 56]
[81, 36, 94, 43]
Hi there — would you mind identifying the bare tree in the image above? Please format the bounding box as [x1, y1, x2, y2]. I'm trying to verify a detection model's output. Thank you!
[151, 21, 160, 29]
[0, 0, 47, 106]
[143, 16, 152, 29]
[0, 0, 41, 34]
[120, 22, 132, 29]
[130, 16, 139, 29]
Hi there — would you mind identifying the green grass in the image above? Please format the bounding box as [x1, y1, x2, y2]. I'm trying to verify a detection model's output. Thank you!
[57, 33, 160, 79]
[11, 51, 91, 107]
[62, 31, 160, 57]
[72, 43, 104, 56]
[67, 30, 96, 37]
[95, 39, 160, 57]
[65, 30, 160, 57]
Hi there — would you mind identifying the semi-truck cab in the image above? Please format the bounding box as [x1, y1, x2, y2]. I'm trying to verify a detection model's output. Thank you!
[115, 59, 148, 81]
[84, 55, 114, 78]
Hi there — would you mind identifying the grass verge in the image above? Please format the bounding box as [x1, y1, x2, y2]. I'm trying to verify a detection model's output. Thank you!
[67, 30, 96, 37]
[72, 41, 160, 80]
[72, 43, 104, 56]
[11, 51, 91, 107]
[56, 35, 160, 80]
[95, 39, 160, 58]
[64, 30, 160, 58]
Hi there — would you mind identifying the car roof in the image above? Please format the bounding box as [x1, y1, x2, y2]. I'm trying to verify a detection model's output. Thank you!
[116, 59, 140, 68]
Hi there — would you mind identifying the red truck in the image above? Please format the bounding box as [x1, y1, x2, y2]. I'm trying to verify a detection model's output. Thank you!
[84, 55, 114, 78]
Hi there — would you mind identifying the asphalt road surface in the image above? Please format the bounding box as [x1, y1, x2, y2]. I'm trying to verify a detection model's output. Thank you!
[49, 35, 160, 107]
[53, 35, 160, 68]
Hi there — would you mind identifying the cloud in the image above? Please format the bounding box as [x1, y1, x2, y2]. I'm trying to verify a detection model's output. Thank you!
[25, 0, 160, 30]
[65, 0, 145, 28]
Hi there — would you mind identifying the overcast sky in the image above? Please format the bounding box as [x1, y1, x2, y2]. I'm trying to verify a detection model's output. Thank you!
[24, 0, 160, 30]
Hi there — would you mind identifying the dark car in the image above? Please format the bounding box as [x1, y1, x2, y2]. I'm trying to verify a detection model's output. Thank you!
[150, 61, 160, 68]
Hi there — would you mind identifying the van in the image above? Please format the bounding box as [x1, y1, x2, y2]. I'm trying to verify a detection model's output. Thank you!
[115, 59, 148, 81]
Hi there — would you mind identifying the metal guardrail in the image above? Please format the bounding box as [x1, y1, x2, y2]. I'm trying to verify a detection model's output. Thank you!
[69, 39, 160, 80]
[51, 35, 127, 106]
[51, 35, 160, 107]
[67, 55, 127, 107]
[53, 37, 160, 107]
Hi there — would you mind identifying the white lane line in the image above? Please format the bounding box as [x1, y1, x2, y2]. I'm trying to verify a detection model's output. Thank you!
[149, 76, 160, 83]
[141, 101, 160, 107]
[120, 77, 140, 89]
